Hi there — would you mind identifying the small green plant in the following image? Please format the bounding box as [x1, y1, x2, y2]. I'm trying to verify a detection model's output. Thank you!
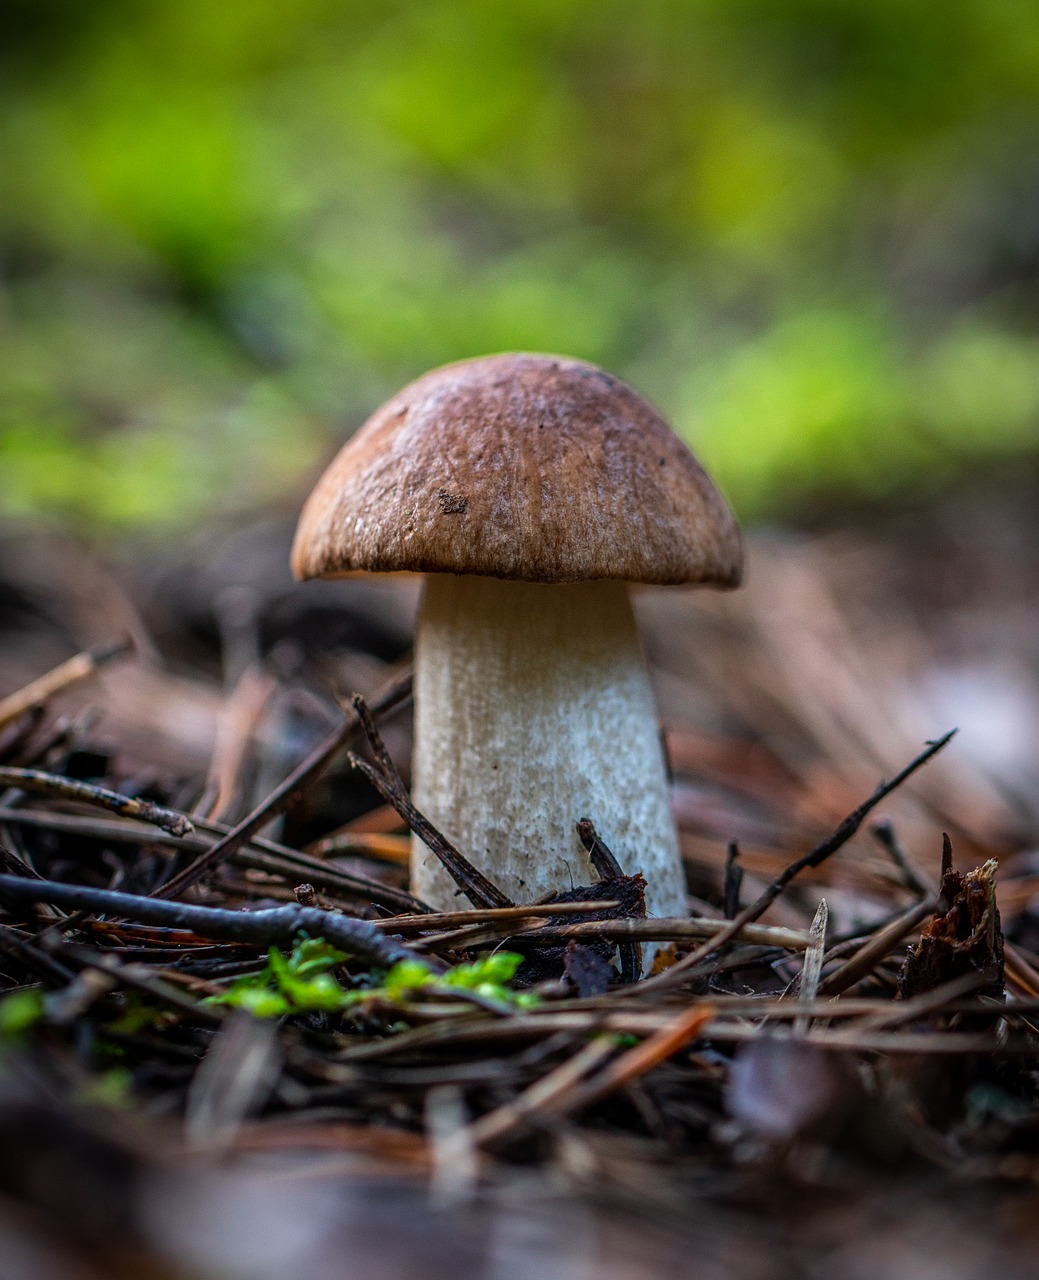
[207, 937, 349, 1017]
[379, 950, 541, 1009]
[205, 937, 539, 1019]
[0, 988, 45, 1040]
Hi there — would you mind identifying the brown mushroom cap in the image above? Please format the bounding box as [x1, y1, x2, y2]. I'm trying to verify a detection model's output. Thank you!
[291, 353, 742, 586]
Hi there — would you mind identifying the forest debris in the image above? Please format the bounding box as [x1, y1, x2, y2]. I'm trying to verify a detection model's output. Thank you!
[305, 829, 411, 862]
[154, 671, 415, 900]
[564, 943, 615, 997]
[0, 522, 1037, 1280]
[819, 897, 939, 996]
[724, 840, 743, 918]
[630, 731, 957, 997]
[347, 692, 512, 910]
[0, 805, 426, 914]
[195, 662, 278, 822]
[0, 874, 436, 972]
[511, 874, 647, 984]
[0, 766, 192, 836]
[153, 713, 356, 899]
[871, 817, 930, 897]
[463, 1005, 715, 1149]
[900, 853, 1005, 1000]
[385, 901, 616, 934]
[185, 1011, 282, 1147]
[0, 637, 132, 730]
[791, 899, 827, 1032]
[557, 1003, 716, 1115]
[463, 1036, 619, 1149]
[576, 818, 644, 980]
[512, 915, 813, 948]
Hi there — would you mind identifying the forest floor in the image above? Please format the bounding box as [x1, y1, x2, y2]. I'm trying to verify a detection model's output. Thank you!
[0, 484, 1038, 1280]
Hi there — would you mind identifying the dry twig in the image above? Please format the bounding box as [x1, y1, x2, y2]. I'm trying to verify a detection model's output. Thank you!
[629, 731, 956, 997]
[0, 767, 192, 837]
[347, 693, 512, 910]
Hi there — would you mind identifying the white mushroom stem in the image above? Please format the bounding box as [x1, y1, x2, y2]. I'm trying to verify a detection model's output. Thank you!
[411, 575, 688, 932]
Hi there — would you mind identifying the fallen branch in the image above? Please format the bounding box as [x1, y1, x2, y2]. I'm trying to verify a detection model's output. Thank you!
[0, 874, 436, 972]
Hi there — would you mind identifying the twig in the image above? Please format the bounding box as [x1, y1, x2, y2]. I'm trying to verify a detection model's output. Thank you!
[0, 767, 192, 837]
[628, 731, 956, 997]
[724, 841, 743, 919]
[871, 818, 929, 897]
[381, 901, 619, 934]
[818, 896, 938, 996]
[637, 946, 792, 990]
[0, 921, 76, 986]
[464, 1036, 619, 1148]
[196, 663, 278, 822]
[827, 970, 989, 1038]
[153, 716, 355, 899]
[706, 1023, 1028, 1055]
[222, 842, 427, 914]
[576, 818, 625, 880]
[0, 807, 426, 914]
[154, 671, 415, 901]
[0, 874, 437, 972]
[560, 992, 1031, 1020]
[0, 840, 44, 880]
[0, 637, 132, 730]
[507, 917, 813, 948]
[940, 829, 954, 880]
[0, 706, 45, 761]
[348, 694, 511, 910]
[58, 945, 228, 1024]
[576, 818, 642, 982]
[409, 919, 563, 951]
[1005, 942, 1039, 1000]
[336, 1007, 1037, 1062]
[553, 1003, 716, 1116]
[791, 899, 828, 1033]
[304, 831, 411, 863]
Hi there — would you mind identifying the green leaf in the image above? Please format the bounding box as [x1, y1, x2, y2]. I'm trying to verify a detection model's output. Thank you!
[382, 959, 434, 1000]
[441, 952, 524, 990]
[207, 981, 292, 1018]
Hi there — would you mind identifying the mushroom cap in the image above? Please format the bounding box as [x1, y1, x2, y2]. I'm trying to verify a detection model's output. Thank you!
[292, 353, 742, 586]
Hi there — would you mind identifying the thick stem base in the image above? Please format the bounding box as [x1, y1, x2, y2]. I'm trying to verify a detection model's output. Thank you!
[411, 576, 687, 927]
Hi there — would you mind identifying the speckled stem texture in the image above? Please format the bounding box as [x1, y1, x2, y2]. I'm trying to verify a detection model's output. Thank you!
[411, 576, 687, 928]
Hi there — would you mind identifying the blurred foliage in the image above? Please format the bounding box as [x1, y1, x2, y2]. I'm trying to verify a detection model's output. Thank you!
[2, 0, 1039, 528]
[0, 987, 45, 1042]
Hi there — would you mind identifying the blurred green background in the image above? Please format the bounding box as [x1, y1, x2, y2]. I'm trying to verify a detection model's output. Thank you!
[3, 0, 1039, 532]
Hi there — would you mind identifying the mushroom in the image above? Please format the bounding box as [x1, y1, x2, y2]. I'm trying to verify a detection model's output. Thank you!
[292, 354, 742, 932]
